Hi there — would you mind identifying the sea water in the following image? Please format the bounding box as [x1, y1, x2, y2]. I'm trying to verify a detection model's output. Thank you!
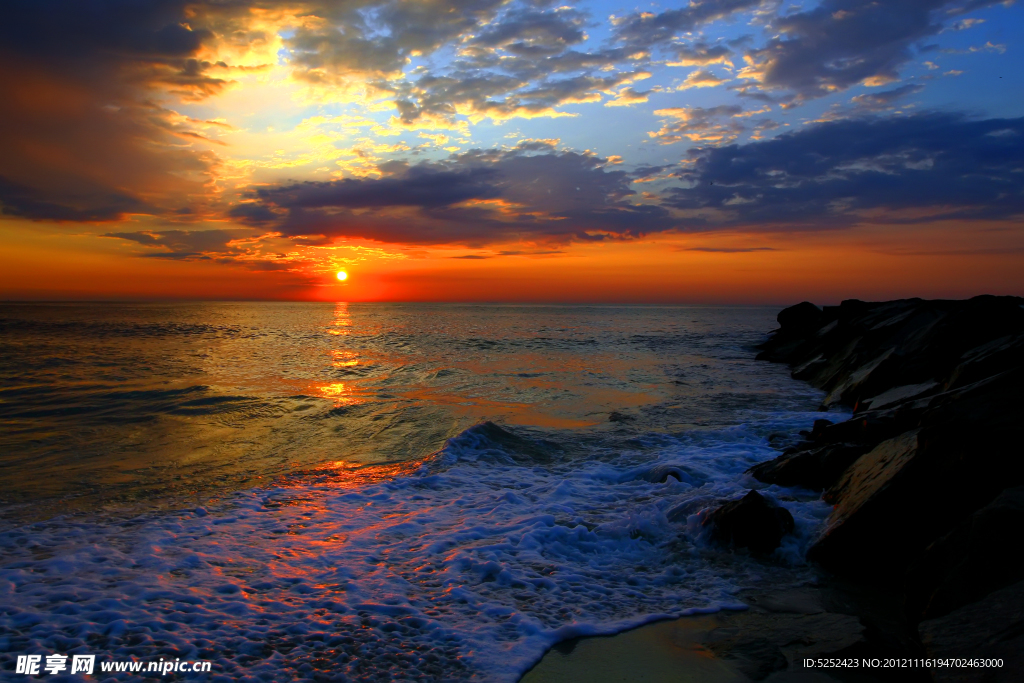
[0, 303, 840, 681]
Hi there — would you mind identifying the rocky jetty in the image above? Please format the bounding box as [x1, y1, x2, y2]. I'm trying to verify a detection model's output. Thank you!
[750, 295, 1024, 679]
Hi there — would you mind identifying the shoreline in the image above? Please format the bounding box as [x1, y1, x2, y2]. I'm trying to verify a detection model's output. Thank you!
[523, 296, 1024, 682]
[522, 579, 920, 683]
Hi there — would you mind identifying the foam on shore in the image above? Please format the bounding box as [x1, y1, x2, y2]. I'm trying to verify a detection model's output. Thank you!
[0, 412, 835, 681]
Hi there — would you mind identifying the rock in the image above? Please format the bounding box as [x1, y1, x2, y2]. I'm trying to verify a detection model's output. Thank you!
[919, 579, 1024, 683]
[757, 295, 1024, 410]
[704, 490, 795, 554]
[946, 331, 1024, 390]
[809, 368, 1024, 582]
[747, 441, 871, 491]
[905, 486, 1024, 621]
[808, 431, 922, 579]
[777, 301, 823, 331]
[607, 411, 633, 423]
[753, 295, 1024, 672]
[798, 418, 834, 440]
[639, 463, 704, 485]
[819, 430, 920, 508]
[858, 380, 940, 412]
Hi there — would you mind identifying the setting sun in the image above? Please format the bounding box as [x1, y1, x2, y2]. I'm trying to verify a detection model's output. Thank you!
[336, 271, 348, 281]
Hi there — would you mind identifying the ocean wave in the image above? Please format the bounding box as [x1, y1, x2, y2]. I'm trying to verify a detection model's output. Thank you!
[0, 415, 832, 681]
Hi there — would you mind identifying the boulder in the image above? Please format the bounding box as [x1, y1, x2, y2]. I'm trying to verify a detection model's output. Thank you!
[747, 441, 872, 491]
[704, 490, 795, 554]
[798, 418, 834, 440]
[776, 301, 823, 331]
[808, 431, 923, 579]
[919, 579, 1024, 683]
[809, 368, 1024, 582]
[905, 486, 1024, 621]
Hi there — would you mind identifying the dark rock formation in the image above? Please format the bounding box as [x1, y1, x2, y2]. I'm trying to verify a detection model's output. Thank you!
[919, 579, 1024, 682]
[776, 300, 824, 331]
[747, 441, 871, 491]
[755, 295, 1024, 411]
[808, 366, 1024, 582]
[750, 297, 1024, 575]
[704, 490, 795, 554]
[751, 295, 1024, 682]
[905, 486, 1024, 621]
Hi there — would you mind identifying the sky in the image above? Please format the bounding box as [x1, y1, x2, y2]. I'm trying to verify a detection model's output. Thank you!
[0, 0, 1022, 303]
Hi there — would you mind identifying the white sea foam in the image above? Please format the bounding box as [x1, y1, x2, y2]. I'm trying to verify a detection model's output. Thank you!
[0, 411, 836, 681]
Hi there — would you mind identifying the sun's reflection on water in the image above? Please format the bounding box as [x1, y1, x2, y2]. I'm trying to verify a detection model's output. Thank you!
[327, 301, 352, 336]
[314, 303, 366, 405]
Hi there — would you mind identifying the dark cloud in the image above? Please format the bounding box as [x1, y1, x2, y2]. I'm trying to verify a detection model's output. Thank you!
[254, 168, 503, 210]
[471, 7, 587, 57]
[2, 0, 208, 63]
[668, 42, 734, 66]
[285, 0, 511, 82]
[104, 228, 298, 270]
[228, 203, 279, 225]
[612, 0, 765, 48]
[235, 147, 675, 245]
[666, 113, 1024, 226]
[0, 0, 228, 222]
[104, 229, 247, 259]
[812, 83, 926, 122]
[286, 26, 407, 81]
[849, 83, 925, 109]
[741, 0, 1003, 102]
[0, 175, 144, 222]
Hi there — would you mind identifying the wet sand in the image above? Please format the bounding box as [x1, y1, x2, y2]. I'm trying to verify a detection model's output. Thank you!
[521, 585, 909, 683]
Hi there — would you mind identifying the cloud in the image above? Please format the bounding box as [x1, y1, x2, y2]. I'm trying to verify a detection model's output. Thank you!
[738, 0, 1004, 103]
[234, 147, 676, 245]
[682, 246, 778, 252]
[665, 113, 1024, 227]
[104, 229, 250, 260]
[0, 0, 233, 222]
[103, 228, 303, 271]
[648, 105, 746, 144]
[676, 69, 729, 90]
[0, 174, 145, 223]
[286, 0, 510, 82]
[513, 138, 561, 151]
[612, 0, 765, 48]
[848, 83, 925, 110]
[394, 69, 651, 124]
[813, 83, 926, 122]
[470, 7, 588, 57]
[949, 17, 985, 30]
[667, 42, 734, 67]
[604, 87, 650, 107]
[254, 167, 503, 210]
[285, 3, 648, 126]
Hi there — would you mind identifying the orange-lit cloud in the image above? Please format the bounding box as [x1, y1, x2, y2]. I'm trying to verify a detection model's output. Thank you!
[1, 0, 1021, 303]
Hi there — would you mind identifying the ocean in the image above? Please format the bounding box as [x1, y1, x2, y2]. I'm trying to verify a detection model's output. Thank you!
[0, 303, 841, 681]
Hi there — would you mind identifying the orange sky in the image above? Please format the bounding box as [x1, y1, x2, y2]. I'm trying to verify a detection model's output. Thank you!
[3, 217, 1022, 304]
[1, 0, 1022, 303]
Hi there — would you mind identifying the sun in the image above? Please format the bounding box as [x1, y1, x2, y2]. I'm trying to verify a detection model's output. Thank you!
[336, 270, 348, 281]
